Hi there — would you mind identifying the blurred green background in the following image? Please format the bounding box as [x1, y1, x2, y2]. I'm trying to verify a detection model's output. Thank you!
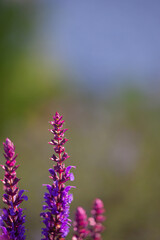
[0, 1, 160, 240]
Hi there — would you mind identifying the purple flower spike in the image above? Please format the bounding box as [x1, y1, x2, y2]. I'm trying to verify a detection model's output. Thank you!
[41, 112, 75, 239]
[72, 207, 89, 240]
[1, 139, 28, 240]
[89, 199, 106, 240]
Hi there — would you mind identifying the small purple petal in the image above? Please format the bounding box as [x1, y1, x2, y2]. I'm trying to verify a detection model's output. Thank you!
[70, 173, 74, 181]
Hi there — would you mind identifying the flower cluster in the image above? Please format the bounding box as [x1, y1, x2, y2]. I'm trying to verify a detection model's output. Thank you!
[72, 207, 89, 240]
[1, 138, 28, 240]
[0, 112, 106, 240]
[72, 199, 105, 240]
[89, 199, 105, 240]
[40, 112, 75, 239]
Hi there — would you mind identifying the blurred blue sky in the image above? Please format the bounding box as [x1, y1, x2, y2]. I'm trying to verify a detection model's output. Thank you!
[36, 0, 160, 90]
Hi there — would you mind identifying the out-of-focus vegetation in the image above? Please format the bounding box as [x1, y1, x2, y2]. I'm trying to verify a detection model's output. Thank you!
[0, 2, 160, 240]
[0, 2, 62, 136]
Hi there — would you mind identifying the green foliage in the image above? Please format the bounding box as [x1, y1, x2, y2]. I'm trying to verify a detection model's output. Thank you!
[0, 2, 61, 135]
[0, 1, 35, 133]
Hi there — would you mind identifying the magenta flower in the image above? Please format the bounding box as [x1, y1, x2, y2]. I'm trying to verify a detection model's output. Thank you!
[1, 139, 28, 240]
[41, 112, 75, 239]
[89, 199, 105, 240]
[72, 207, 89, 240]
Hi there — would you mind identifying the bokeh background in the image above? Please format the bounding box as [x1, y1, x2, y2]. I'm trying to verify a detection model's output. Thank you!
[0, 1, 160, 240]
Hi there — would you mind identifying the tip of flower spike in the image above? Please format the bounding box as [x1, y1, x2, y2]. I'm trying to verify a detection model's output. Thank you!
[74, 207, 88, 228]
[93, 198, 105, 210]
[4, 138, 12, 145]
[3, 138, 15, 159]
[92, 198, 105, 220]
[76, 207, 87, 215]
[55, 111, 59, 116]
[52, 112, 64, 122]
[3, 138, 14, 150]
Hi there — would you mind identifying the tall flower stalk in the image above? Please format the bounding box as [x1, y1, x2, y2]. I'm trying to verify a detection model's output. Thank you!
[1, 138, 28, 240]
[72, 207, 89, 240]
[89, 199, 105, 240]
[41, 112, 75, 240]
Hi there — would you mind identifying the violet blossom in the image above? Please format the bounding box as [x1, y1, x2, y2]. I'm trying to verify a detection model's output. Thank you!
[41, 112, 75, 239]
[1, 138, 28, 240]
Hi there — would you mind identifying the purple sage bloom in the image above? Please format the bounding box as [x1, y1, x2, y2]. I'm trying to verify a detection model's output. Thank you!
[89, 199, 105, 240]
[1, 138, 28, 240]
[41, 112, 75, 239]
[72, 207, 89, 240]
